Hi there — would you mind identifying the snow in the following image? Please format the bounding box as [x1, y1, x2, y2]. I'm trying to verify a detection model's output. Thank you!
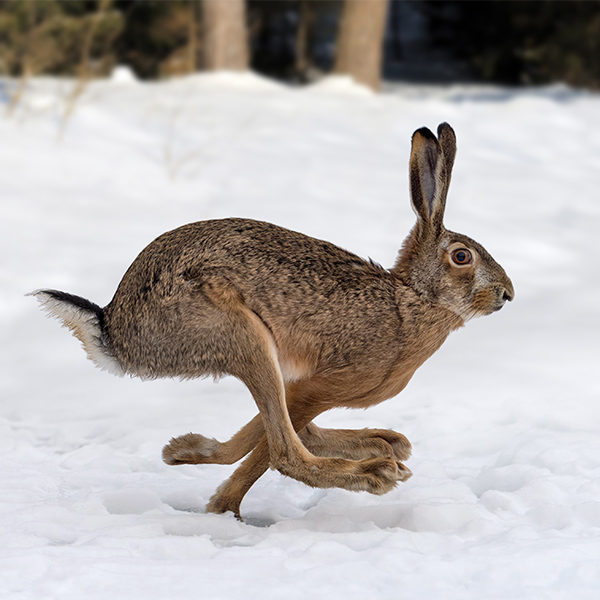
[1, 72, 599, 599]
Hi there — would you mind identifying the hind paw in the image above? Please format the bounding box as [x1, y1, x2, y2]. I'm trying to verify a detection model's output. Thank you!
[162, 433, 220, 465]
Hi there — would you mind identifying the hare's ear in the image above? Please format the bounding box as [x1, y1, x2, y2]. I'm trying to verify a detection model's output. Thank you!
[409, 123, 456, 236]
[437, 122, 456, 201]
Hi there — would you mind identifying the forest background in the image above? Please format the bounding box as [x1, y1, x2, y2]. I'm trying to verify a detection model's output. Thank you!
[1, 0, 600, 97]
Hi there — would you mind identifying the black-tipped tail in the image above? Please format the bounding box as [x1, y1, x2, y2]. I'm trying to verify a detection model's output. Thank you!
[28, 289, 123, 376]
[30, 289, 104, 323]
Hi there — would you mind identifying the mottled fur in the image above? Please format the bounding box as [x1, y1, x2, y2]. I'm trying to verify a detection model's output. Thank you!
[31, 123, 513, 518]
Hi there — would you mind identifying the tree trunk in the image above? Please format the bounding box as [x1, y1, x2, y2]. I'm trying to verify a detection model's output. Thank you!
[294, 0, 314, 81]
[188, 1, 199, 72]
[201, 0, 249, 71]
[334, 0, 390, 91]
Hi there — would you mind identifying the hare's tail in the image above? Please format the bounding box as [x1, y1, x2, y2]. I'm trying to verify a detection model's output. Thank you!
[28, 289, 124, 376]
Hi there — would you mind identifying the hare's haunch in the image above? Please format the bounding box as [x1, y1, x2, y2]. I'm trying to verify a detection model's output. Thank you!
[31, 123, 514, 519]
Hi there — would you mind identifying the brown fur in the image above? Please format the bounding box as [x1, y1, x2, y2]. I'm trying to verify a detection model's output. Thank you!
[32, 123, 514, 519]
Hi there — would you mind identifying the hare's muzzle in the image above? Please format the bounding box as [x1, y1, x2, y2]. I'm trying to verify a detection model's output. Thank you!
[494, 280, 514, 311]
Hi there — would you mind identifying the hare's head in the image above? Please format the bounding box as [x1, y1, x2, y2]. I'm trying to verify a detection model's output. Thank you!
[395, 123, 514, 322]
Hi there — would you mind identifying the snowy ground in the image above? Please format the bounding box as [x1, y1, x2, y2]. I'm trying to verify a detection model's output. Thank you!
[1, 72, 599, 599]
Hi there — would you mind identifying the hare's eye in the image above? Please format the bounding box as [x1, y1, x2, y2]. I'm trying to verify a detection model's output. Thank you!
[451, 248, 472, 265]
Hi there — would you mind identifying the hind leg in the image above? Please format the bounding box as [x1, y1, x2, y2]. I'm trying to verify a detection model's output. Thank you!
[300, 423, 412, 462]
[162, 414, 264, 466]
[206, 423, 412, 518]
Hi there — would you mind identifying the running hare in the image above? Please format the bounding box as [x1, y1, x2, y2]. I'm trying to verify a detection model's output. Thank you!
[31, 123, 513, 518]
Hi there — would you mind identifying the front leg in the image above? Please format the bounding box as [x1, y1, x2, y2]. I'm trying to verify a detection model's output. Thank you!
[206, 420, 412, 519]
[299, 422, 412, 463]
[162, 414, 264, 466]
[228, 304, 409, 498]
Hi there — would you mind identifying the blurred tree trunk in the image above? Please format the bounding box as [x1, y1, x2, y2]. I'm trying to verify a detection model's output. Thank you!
[188, 1, 199, 72]
[294, 0, 314, 81]
[334, 0, 389, 91]
[201, 0, 249, 71]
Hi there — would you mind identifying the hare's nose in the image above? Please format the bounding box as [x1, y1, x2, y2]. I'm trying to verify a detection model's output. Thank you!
[501, 278, 514, 303]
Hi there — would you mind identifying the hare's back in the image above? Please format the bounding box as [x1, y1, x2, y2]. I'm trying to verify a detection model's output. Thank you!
[105, 219, 401, 376]
[113, 218, 391, 295]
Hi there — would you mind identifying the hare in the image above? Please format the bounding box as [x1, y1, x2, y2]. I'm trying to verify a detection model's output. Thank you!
[31, 123, 513, 518]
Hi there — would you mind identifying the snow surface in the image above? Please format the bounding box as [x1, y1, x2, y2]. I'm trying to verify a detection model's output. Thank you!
[1, 73, 599, 599]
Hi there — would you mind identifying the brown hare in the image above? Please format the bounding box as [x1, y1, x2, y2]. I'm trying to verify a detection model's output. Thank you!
[31, 123, 513, 518]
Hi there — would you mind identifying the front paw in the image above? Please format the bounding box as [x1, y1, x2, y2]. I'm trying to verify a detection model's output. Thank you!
[394, 460, 412, 482]
[356, 457, 412, 494]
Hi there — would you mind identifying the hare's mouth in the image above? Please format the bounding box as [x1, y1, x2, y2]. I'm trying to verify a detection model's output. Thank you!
[468, 287, 511, 318]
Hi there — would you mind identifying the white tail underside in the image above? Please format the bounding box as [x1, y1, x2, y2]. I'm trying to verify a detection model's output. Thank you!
[29, 290, 124, 377]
